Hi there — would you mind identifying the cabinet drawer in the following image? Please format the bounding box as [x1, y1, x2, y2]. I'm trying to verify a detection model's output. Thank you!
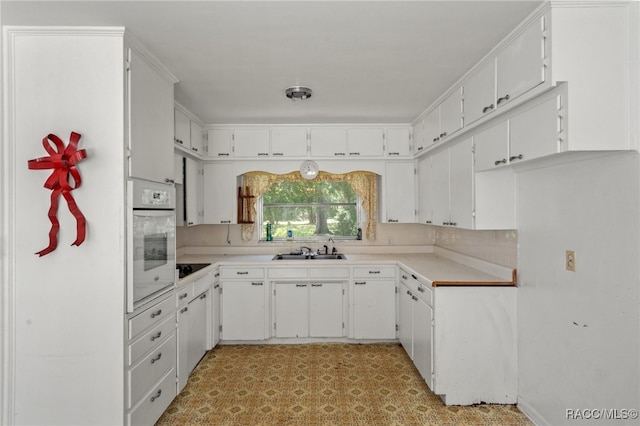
[415, 283, 433, 306]
[353, 266, 396, 278]
[129, 296, 175, 339]
[175, 282, 194, 306]
[309, 267, 350, 279]
[128, 316, 175, 366]
[129, 333, 176, 408]
[193, 272, 212, 295]
[268, 268, 308, 279]
[221, 267, 264, 279]
[400, 269, 433, 306]
[128, 368, 177, 426]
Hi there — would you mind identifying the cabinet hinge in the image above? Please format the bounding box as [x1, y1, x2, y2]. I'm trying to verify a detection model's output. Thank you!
[342, 289, 345, 296]
[219, 325, 223, 332]
[219, 287, 222, 294]
[125, 60, 131, 71]
[395, 324, 399, 331]
[395, 286, 398, 294]
[342, 322, 345, 329]
[274, 322, 277, 330]
[274, 289, 276, 296]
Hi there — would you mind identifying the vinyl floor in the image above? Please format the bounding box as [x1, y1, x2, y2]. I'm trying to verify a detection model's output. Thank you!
[156, 343, 532, 425]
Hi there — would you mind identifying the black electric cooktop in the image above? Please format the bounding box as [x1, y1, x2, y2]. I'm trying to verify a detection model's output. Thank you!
[176, 263, 211, 279]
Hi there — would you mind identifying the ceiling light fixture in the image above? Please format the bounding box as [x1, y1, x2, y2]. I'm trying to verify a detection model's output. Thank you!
[285, 86, 312, 101]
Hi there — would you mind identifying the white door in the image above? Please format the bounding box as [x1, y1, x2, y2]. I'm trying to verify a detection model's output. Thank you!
[463, 60, 496, 126]
[473, 120, 509, 172]
[187, 292, 208, 372]
[417, 156, 433, 225]
[221, 281, 266, 340]
[439, 87, 463, 141]
[271, 128, 308, 157]
[509, 94, 560, 164]
[412, 119, 426, 155]
[347, 128, 384, 157]
[309, 128, 347, 157]
[176, 305, 190, 392]
[274, 283, 309, 338]
[233, 129, 270, 158]
[203, 163, 235, 224]
[207, 129, 233, 157]
[448, 138, 473, 229]
[309, 282, 344, 337]
[174, 108, 191, 149]
[212, 281, 221, 347]
[423, 108, 440, 146]
[189, 120, 203, 155]
[413, 298, 433, 389]
[385, 128, 411, 157]
[184, 157, 201, 226]
[352, 280, 396, 339]
[398, 283, 414, 358]
[430, 149, 450, 226]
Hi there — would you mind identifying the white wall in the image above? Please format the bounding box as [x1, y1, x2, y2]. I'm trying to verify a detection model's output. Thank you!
[2, 28, 126, 425]
[516, 152, 640, 425]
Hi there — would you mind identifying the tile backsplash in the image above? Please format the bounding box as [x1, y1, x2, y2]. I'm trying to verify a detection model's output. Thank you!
[177, 223, 517, 267]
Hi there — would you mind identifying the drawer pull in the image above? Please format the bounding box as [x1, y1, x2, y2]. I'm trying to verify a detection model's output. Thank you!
[509, 154, 524, 162]
[150, 389, 162, 402]
[236, 271, 249, 275]
[401, 275, 408, 280]
[150, 353, 162, 364]
[412, 295, 418, 301]
[482, 104, 495, 113]
[180, 307, 188, 314]
[411, 274, 417, 280]
[251, 282, 263, 286]
[417, 286, 425, 293]
[355, 281, 366, 285]
[200, 294, 207, 300]
[369, 270, 381, 274]
[497, 94, 511, 105]
[494, 158, 507, 166]
[150, 309, 162, 318]
[150, 331, 162, 341]
[311, 284, 323, 287]
[179, 292, 188, 300]
[296, 284, 308, 288]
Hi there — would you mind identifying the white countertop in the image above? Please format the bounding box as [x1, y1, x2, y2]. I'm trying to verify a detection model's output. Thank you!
[177, 247, 516, 287]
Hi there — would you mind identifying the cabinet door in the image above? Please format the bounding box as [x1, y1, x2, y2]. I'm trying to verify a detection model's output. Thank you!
[184, 157, 201, 226]
[221, 281, 267, 340]
[347, 128, 384, 157]
[430, 149, 450, 226]
[128, 48, 175, 184]
[398, 283, 414, 358]
[271, 128, 308, 157]
[473, 120, 509, 172]
[439, 87, 463, 141]
[423, 108, 440, 146]
[174, 108, 191, 149]
[203, 163, 235, 224]
[413, 298, 433, 389]
[189, 120, 203, 155]
[309, 282, 343, 337]
[274, 283, 309, 338]
[233, 129, 270, 158]
[496, 16, 546, 108]
[412, 119, 426, 155]
[187, 292, 208, 372]
[174, 154, 184, 185]
[463, 60, 496, 126]
[352, 280, 396, 339]
[417, 156, 433, 225]
[386, 128, 412, 157]
[384, 162, 415, 223]
[212, 279, 221, 347]
[448, 138, 473, 229]
[176, 305, 190, 392]
[509, 94, 560, 164]
[309, 128, 347, 157]
[207, 129, 233, 157]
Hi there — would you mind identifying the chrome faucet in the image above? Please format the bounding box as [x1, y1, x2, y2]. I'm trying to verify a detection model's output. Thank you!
[299, 246, 313, 255]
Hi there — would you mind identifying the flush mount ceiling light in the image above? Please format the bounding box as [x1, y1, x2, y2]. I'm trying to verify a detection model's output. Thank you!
[285, 86, 312, 101]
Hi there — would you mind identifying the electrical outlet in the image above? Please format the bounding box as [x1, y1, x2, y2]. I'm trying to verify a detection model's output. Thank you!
[566, 250, 576, 271]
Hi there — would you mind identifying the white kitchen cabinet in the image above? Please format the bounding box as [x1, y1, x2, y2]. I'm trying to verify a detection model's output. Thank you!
[233, 128, 270, 158]
[463, 60, 496, 127]
[423, 108, 440, 147]
[174, 108, 191, 149]
[211, 270, 221, 347]
[274, 282, 309, 338]
[207, 129, 233, 158]
[473, 120, 509, 172]
[309, 282, 344, 337]
[128, 47, 175, 184]
[271, 127, 308, 157]
[176, 302, 190, 392]
[430, 149, 450, 227]
[351, 266, 396, 339]
[203, 162, 236, 224]
[412, 119, 426, 155]
[496, 15, 546, 109]
[439, 87, 464, 142]
[221, 279, 269, 341]
[187, 291, 208, 373]
[383, 162, 415, 223]
[173, 153, 184, 185]
[385, 127, 412, 157]
[347, 128, 384, 157]
[189, 120, 204, 155]
[309, 128, 347, 157]
[398, 282, 414, 356]
[417, 156, 433, 225]
[184, 157, 202, 226]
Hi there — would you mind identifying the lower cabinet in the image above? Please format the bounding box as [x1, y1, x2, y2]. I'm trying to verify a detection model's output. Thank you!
[221, 279, 269, 340]
[126, 294, 176, 425]
[211, 269, 221, 347]
[273, 281, 345, 338]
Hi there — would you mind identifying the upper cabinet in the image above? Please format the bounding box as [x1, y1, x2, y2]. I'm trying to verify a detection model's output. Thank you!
[347, 128, 384, 157]
[422, 87, 464, 148]
[128, 47, 176, 184]
[309, 128, 348, 157]
[233, 129, 270, 158]
[271, 128, 308, 157]
[382, 162, 416, 223]
[174, 105, 204, 155]
[386, 128, 412, 157]
[207, 129, 233, 158]
[462, 60, 496, 127]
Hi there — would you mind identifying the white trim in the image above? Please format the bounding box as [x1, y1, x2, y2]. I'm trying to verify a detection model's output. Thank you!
[517, 396, 550, 426]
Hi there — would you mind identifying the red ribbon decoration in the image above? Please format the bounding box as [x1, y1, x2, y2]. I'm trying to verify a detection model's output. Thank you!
[27, 132, 88, 257]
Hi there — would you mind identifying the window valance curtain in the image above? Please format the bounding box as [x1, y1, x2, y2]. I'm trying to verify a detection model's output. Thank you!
[240, 170, 378, 241]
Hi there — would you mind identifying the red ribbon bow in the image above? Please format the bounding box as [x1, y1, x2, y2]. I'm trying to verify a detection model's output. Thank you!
[27, 132, 88, 256]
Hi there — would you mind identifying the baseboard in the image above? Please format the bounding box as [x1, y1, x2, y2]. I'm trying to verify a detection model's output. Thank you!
[517, 397, 549, 426]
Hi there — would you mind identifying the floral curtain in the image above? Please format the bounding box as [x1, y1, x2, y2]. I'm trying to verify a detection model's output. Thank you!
[240, 170, 378, 241]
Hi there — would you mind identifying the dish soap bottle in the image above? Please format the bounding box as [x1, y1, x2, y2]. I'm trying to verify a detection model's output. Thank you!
[286, 229, 293, 241]
[266, 223, 273, 241]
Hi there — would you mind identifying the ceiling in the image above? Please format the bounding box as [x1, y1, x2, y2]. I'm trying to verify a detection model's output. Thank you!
[2, 1, 543, 125]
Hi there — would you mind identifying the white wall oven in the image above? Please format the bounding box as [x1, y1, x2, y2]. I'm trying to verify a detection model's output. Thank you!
[127, 179, 176, 312]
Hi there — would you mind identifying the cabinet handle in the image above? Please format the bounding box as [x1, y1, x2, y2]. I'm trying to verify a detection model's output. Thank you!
[296, 284, 307, 287]
[150, 331, 162, 341]
[150, 309, 162, 318]
[411, 274, 417, 280]
[497, 94, 511, 105]
[443, 221, 449, 225]
[200, 294, 207, 300]
[150, 353, 162, 364]
[180, 307, 188, 314]
[217, 153, 230, 156]
[220, 220, 231, 224]
[440, 132, 447, 138]
[450, 222, 457, 226]
[406, 290, 412, 295]
[236, 271, 249, 275]
[402, 275, 408, 280]
[417, 146, 423, 151]
[311, 283, 323, 287]
[272, 152, 284, 156]
[349, 152, 360, 156]
[494, 158, 507, 166]
[191, 147, 198, 152]
[509, 154, 524, 162]
[257, 152, 269, 156]
[432, 137, 439, 143]
[179, 292, 188, 300]
[417, 286, 425, 293]
[482, 104, 495, 113]
[355, 281, 366, 285]
[251, 282, 263, 286]
[388, 152, 399, 156]
[425, 220, 432, 224]
[369, 270, 381, 274]
[153, 276, 160, 282]
[412, 295, 418, 301]
[164, 178, 175, 184]
[150, 389, 162, 402]
[387, 219, 399, 223]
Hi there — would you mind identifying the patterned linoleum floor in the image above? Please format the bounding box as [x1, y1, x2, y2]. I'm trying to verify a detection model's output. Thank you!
[156, 343, 532, 425]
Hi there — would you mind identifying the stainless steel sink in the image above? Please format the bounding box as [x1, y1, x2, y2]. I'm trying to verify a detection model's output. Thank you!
[272, 253, 347, 260]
